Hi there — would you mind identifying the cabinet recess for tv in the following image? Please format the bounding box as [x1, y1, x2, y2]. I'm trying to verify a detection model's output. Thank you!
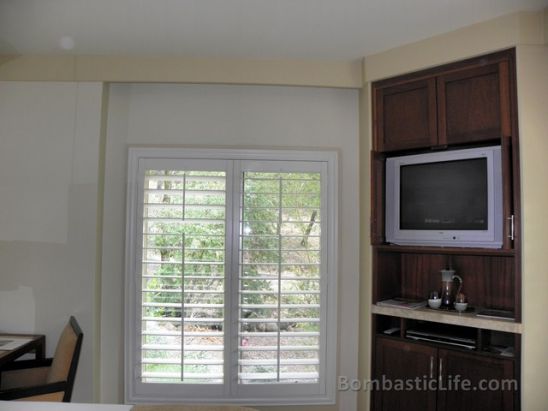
[370, 49, 521, 411]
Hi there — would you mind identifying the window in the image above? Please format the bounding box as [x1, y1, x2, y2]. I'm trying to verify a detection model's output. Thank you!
[125, 148, 338, 404]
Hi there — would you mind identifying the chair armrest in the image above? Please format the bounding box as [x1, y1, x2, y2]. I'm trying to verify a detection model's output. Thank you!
[0, 380, 67, 401]
[0, 358, 53, 371]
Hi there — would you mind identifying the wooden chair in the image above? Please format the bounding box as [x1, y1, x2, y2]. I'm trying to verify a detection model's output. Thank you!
[0, 316, 83, 402]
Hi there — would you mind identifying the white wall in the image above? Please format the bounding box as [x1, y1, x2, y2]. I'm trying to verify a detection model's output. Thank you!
[101, 83, 360, 411]
[0, 81, 103, 402]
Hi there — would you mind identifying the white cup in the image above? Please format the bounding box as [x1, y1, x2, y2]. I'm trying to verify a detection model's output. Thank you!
[454, 302, 468, 312]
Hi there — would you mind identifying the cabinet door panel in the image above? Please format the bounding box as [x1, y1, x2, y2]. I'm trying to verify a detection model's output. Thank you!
[437, 63, 510, 145]
[437, 349, 515, 411]
[374, 337, 437, 411]
[375, 78, 437, 152]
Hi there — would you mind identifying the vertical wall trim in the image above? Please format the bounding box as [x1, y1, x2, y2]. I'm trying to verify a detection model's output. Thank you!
[93, 82, 109, 402]
[357, 82, 373, 411]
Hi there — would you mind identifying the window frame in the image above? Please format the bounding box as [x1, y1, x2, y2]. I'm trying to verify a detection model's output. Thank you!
[125, 147, 338, 405]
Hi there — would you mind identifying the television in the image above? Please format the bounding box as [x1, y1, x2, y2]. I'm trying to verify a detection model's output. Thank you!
[385, 146, 503, 248]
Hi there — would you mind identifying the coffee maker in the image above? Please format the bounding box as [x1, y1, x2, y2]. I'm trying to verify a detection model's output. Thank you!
[440, 268, 463, 308]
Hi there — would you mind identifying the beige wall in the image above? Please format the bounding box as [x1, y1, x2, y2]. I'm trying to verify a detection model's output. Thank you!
[363, 10, 544, 83]
[0, 55, 362, 88]
[516, 44, 548, 411]
[0, 81, 104, 402]
[359, 9, 548, 411]
[102, 83, 361, 410]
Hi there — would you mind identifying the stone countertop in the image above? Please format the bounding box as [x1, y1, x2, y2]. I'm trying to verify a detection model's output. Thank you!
[372, 304, 522, 334]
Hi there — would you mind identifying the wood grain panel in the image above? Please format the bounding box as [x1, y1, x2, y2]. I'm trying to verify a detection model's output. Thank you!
[452, 255, 514, 310]
[374, 337, 437, 411]
[373, 250, 402, 303]
[370, 151, 386, 245]
[400, 254, 446, 299]
[438, 349, 515, 411]
[438, 64, 502, 145]
[374, 78, 437, 152]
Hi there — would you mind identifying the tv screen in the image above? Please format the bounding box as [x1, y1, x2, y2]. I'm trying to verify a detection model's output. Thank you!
[400, 158, 488, 231]
[385, 145, 503, 248]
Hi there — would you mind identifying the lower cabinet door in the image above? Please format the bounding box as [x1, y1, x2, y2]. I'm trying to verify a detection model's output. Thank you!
[374, 337, 437, 411]
[437, 349, 515, 411]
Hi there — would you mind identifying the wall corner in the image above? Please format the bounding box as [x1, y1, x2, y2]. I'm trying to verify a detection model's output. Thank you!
[544, 7, 548, 45]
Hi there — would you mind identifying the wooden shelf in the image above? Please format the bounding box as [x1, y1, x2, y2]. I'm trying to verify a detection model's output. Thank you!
[372, 304, 522, 334]
[374, 244, 515, 256]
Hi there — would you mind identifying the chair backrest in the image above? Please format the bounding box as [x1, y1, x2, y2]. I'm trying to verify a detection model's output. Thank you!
[46, 316, 83, 402]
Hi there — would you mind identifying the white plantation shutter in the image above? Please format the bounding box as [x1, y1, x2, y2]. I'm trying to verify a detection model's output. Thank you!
[140, 167, 227, 384]
[126, 148, 337, 404]
[237, 164, 324, 387]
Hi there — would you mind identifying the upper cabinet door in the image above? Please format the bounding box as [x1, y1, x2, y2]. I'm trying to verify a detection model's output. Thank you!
[372, 50, 514, 152]
[374, 78, 438, 152]
[437, 61, 511, 146]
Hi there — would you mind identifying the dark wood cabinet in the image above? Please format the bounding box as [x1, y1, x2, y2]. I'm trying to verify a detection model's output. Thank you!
[437, 62, 511, 146]
[374, 337, 516, 411]
[373, 50, 515, 152]
[370, 49, 521, 411]
[374, 337, 437, 411]
[438, 349, 515, 411]
[374, 78, 437, 151]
